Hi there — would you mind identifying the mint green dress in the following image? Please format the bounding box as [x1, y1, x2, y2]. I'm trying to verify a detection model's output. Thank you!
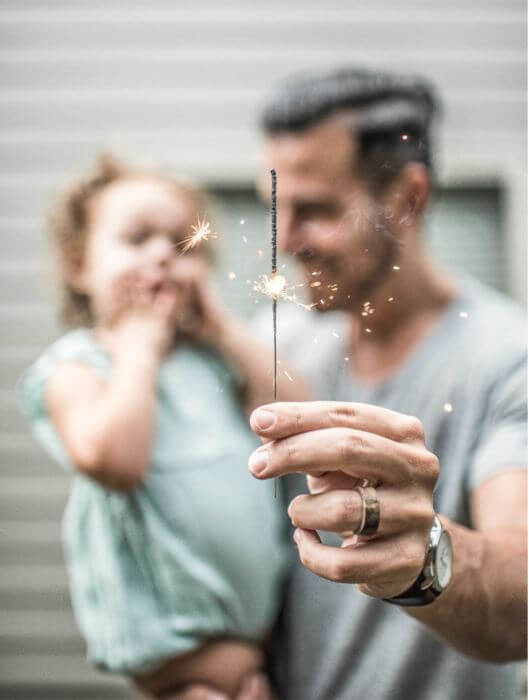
[23, 329, 289, 674]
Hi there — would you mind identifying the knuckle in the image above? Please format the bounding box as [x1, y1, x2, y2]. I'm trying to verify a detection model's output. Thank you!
[400, 538, 426, 573]
[297, 544, 312, 570]
[422, 453, 440, 484]
[328, 558, 350, 582]
[420, 504, 436, 531]
[336, 492, 360, 527]
[294, 405, 303, 431]
[395, 415, 424, 442]
[405, 416, 425, 442]
[338, 431, 368, 461]
[287, 495, 304, 524]
[405, 498, 435, 530]
[329, 403, 356, 426]
[280, 436, 297, 464]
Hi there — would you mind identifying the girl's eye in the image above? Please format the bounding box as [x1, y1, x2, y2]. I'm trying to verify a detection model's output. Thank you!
[127, 230, 150, 245]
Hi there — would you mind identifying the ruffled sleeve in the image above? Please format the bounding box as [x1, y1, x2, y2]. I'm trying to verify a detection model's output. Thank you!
[21, 329, 110, 472]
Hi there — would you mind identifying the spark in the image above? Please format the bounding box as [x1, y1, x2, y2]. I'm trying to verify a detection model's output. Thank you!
[444, 403, 453, 413]
[242, 235, 248, 244]
[459, 311, 468, 318]
[310, 281, 322, 288]
[388, 297, 395, 302]
[332, 331, 340, 338]
[283, 370, 294, 382]
[401, 133, 409, 141]
[228, 271, 236, 280]
[365, 328, 372, 333]
[257, 249, 263, 257]
[178, 217, 217, 253]
[393, 265, 400, 270]
[344, 356, 350, 362]
[240, 219, 245, 225]
[252, 272, 314, 310]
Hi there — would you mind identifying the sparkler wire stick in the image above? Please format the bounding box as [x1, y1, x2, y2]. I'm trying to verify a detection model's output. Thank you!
[271, 169, 278, 402]
[271, 169, 278, 497]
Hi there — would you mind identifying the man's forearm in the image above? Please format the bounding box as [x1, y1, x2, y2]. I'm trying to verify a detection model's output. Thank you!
[406, 517, 527, 662]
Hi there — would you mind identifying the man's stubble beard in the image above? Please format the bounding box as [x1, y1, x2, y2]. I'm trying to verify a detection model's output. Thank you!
[306, 225, 401, 313]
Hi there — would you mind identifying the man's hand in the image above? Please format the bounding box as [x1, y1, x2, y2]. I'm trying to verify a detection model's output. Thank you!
[248, 401, 439, 599]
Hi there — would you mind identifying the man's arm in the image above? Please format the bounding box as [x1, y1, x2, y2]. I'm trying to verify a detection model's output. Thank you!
[407, 469, 527, 661]
[248, 401, 527, 664]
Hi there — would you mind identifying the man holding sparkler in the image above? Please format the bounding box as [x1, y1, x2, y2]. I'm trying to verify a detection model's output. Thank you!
[245, 69, 526, 700]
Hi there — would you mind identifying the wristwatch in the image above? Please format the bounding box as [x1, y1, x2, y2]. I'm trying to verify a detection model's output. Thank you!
[384, 515, 453, 607]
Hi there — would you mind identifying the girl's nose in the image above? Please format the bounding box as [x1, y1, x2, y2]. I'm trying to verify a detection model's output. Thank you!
[148, 235, 174, 266]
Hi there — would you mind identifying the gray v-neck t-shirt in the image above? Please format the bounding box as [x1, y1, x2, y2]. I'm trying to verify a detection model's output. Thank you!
[254, 277, 526, 700]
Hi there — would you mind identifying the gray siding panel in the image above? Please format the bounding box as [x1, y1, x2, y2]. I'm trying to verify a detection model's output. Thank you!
[0, 1, 525, 697]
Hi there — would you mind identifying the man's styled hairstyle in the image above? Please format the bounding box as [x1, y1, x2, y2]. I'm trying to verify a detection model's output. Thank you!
[261, 67, 439, 194]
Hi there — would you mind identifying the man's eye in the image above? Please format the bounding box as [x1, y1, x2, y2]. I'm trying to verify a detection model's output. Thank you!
[298, 204, 337, 220]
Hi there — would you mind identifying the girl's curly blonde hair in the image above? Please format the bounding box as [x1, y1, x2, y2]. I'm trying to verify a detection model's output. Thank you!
[48, 153, 210, 327]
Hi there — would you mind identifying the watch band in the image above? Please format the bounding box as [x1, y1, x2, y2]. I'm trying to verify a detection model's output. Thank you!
[383, 515, 450, 607]
[382, 577, 441, 607]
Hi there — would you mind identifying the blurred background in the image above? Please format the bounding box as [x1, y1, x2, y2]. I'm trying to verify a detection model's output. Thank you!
[0, 1, 526, 698]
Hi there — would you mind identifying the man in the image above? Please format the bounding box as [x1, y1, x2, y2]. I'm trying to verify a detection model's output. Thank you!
[177, 68, 526, 700]
[245, 68, 526, 700]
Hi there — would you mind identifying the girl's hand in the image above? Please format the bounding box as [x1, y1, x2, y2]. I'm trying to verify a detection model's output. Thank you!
[169, 257, 229, 345]
[98, 270, 181, 360]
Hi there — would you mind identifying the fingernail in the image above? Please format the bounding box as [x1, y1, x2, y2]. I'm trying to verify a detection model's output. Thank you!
[251, 409, 276, 431]
[248, 449, 269, 476]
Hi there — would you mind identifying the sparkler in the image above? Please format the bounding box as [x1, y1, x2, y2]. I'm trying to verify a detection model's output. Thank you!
[271, 169, 279, 403]
[271, 169, 280, 497]
[177, 216, 217, 254]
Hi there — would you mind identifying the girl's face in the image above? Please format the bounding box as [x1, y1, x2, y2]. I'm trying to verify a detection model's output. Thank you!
[74, 177, 205, 325]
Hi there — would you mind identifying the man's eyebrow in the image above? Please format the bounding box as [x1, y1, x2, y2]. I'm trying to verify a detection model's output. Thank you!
[292, 198, 339, 211]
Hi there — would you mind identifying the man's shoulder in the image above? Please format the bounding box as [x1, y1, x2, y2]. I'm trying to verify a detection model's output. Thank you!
[454, 279, 526, 375]
[460, 278, 525, 338]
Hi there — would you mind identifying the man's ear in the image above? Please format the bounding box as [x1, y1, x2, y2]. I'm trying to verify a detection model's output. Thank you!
[384, 163, 432, 230]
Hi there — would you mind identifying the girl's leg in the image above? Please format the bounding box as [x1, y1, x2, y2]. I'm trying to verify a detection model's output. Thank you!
[134, 640, 264, 699]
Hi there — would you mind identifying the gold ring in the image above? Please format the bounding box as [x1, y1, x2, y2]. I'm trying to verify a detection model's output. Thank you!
[353, 486, 380, 536]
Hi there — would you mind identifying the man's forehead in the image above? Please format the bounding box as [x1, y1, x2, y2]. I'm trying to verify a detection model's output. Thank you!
[260, 118, 357, 193]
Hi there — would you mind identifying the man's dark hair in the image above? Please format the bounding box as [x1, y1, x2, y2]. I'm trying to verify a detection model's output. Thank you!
[261, 67, 439, 194]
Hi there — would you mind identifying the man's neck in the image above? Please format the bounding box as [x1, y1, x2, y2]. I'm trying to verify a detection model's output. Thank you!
[345, 254, 458, 383]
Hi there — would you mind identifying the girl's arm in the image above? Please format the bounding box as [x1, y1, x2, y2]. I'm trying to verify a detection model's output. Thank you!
[47, 288, 178, 491]
[176, 259, 310, 414]
[214, 312, 309, 414]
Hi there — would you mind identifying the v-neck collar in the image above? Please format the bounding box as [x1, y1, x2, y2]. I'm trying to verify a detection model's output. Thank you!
[331, 280, 468, 402]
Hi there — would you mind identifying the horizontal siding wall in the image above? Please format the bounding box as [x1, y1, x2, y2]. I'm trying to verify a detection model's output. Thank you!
[0, 1, 526, 697]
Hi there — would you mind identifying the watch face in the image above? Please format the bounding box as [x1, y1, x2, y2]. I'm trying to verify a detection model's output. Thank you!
[435, 531, 453, 589]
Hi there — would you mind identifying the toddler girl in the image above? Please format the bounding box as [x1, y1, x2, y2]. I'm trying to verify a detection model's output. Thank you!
[23, 155, 298, 698]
